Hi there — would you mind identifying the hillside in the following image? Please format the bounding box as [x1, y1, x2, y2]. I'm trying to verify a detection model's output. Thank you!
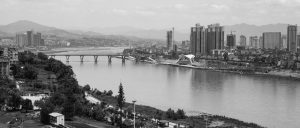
[1, 20, 299, 42]
[89, 26, 189, 41]
[0, 20, 55, 33]
[0, 20, 81, 38]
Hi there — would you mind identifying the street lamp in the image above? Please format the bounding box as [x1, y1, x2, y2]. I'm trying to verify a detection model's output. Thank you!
[132, 100, 137, 128]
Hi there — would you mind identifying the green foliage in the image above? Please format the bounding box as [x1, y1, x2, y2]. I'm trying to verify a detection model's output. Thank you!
[166, 108, 186, 120]
[107, 90, 113, 96]
[17, 51, 85, 120]
[176, 109, 186, 119]
[223, 52, 229, 61]
[18, 51, 35, 64]
[35, 99, 55, 124]
[37, 52, 48, 61]
[155, 110, 163, 120]
[0, 77, 18, 107]
[83, 84, 91, 92]
[24, 64, 38, 80]
[11, 63, 38, 80]
[93, 105, 105, 121]
[49, 92, 66, 106]
[6, 89, 22, 109]
[117, 83, 125, 110]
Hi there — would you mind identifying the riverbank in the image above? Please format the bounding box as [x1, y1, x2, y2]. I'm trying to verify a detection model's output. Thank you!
[154, 60, 300, 80]
[88, 89, 265, 128]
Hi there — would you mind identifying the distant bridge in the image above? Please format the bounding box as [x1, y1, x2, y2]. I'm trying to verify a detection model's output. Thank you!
[46, 53, 126, 63]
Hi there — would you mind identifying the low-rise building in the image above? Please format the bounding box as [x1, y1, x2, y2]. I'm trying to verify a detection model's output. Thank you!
[0, 57, 10, 77]
[49, 112, 65, 126]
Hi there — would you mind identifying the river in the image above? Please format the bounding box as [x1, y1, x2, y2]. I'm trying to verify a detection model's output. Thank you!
[53, 47, 300, 128]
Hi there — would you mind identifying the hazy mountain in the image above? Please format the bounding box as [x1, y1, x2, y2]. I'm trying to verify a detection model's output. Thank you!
[0, 20, 56, 33]
[0, 31, 11, 37]
[0, 20, 81, 38]
[1, 20, 300, 42]
[90, 23, 300, 41]
[224, 23, 300, 38]
[89, 26, 189, 41]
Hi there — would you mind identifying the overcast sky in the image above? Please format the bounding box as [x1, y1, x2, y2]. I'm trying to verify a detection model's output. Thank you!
[0, 0, 300, 30]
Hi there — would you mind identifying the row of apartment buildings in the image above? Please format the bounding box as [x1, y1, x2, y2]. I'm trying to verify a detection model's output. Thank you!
[0, 47, 18, 77]
[238, 25, 299, 51]
[16, 30, 44, 47]
[187, 24, 299, 55]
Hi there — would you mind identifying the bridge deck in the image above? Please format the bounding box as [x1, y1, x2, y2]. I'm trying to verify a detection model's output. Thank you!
[46, 54, 123, 56]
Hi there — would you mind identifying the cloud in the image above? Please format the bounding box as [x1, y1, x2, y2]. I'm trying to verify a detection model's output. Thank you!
[112, 9, 128, 15]
[210, 4, 229, 11]
[135, 10, 156, 16]
[174, 4, 187, 10]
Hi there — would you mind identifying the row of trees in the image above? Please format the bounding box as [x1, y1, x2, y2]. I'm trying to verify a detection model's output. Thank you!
[166, 108, 187, 120]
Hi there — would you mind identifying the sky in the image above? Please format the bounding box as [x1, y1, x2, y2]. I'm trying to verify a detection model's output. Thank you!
[0, 0, 300, 30]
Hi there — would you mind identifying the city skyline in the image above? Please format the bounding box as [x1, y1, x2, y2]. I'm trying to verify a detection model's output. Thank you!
[1, 0, 300, 30]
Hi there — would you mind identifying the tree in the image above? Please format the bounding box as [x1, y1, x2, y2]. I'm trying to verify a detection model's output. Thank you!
[176, 109, 186, 119]
[7, 89, 22, 109]
[37, 52, 48, 61]
[223, 52, 229, 61]
[154, 110, 163, 120]
[117, 83, 125, 128]
[93, 106, 105, 121]
[117, 83, 125, 110]
[83, 84, 91, 92]
[35, 99, 55, 124]
[107, 90, 113, 96]
[24, 64, 38, 80]
[166, 108, 176, 119]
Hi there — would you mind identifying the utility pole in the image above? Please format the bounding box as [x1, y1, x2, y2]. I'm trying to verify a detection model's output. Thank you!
[132, 100, 136, 128]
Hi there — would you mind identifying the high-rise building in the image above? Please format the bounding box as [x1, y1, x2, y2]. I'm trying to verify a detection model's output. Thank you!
[249, 36, 259, 48]
[262, 32, 281, 49]
[16, 33, 28, 47]
[166, 28, 174, 51]
[259, 36, 263, 49]
[190, 24, 206, 55]
[27, 30, 34, 46]
[227, 34, 236, 49]
[281, 35, 287, 49]
[190, 23, 224, 55]
[297, 35, 300, 51]
[40, 39, 45, 46]
[33, 32, 41, 46]
[239, 35, 246, 46]
[287, 25, 297, 52]
[206, 24, 224, 53]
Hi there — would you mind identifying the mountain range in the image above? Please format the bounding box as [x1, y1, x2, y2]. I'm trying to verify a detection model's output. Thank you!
[0, 20, 299, 41]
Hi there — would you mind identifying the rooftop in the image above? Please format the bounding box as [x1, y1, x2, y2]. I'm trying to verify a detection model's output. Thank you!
[49, 112, 63, 117]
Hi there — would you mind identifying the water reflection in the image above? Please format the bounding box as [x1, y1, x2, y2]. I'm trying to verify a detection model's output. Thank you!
[54, 55, 300, 128]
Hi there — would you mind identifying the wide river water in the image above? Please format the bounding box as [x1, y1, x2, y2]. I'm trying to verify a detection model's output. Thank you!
[53, 47, 300, 128]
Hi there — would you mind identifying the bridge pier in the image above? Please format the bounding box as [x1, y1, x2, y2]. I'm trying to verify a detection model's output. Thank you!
[66, 55, 70, 62]
[94, 56, 98, 63]
[108, 56, 112, 63]
[80, 55, 84, 62]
